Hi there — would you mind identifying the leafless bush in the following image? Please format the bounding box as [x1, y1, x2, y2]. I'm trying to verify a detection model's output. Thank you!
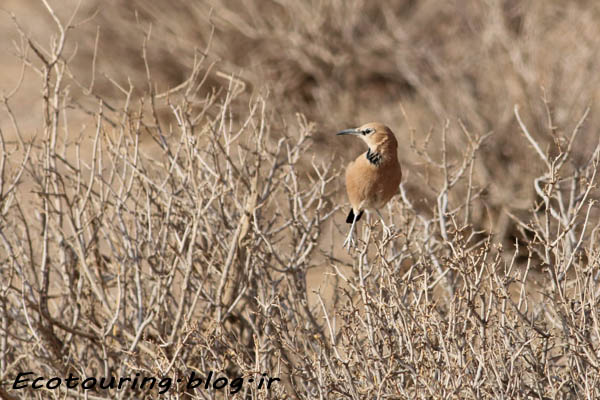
[1, 1, 600, 399]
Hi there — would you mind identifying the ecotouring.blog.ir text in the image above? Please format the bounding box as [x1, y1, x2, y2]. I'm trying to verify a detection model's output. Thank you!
[12, 370, 280, 395]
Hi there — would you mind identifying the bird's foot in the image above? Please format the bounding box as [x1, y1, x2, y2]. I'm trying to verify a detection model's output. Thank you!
[342, 235, 355, 252]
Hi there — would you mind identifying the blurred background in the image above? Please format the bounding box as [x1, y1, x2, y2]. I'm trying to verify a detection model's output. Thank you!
[2, 0, 599, 244]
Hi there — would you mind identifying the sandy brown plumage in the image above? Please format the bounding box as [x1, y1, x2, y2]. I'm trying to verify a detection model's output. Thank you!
[337, 122, 402, 249]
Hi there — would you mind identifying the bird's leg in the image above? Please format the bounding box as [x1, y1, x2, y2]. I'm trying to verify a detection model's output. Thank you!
[343, 212, 359, 250]
[376, 209, 392, 238]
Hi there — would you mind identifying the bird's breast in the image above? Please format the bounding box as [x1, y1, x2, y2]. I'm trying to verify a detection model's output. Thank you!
[345, 154, 402, 211]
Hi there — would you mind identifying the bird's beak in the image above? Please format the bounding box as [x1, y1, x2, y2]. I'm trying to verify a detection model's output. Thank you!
[336, 128, 360, 136]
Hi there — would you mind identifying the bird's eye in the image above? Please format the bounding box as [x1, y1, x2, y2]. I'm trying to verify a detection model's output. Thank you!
[362, 128, 374, 135]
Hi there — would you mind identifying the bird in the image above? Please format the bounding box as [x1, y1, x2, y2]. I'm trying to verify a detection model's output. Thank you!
[337, 122, 402, 249]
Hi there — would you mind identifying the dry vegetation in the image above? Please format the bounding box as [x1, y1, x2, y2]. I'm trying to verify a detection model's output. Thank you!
[1, 0, 600, 399]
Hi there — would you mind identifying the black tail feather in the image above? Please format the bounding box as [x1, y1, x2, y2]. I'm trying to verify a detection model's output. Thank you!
[346, 209, 364, 224]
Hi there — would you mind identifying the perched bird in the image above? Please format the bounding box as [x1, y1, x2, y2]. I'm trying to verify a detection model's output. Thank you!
[337, 122, 402, 249]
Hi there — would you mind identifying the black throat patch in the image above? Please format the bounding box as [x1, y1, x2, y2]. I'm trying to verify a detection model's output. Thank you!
[366, 148, 382, 166]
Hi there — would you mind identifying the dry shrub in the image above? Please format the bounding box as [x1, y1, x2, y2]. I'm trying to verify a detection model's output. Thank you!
[1, 1, 600, 399]
[36, 0, 600, 241]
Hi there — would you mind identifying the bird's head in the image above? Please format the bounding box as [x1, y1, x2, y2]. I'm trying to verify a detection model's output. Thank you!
[336, 122, 397, 150]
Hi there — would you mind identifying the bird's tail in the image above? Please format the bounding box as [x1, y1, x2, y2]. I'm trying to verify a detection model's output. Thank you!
[346, 209, 364, 224]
